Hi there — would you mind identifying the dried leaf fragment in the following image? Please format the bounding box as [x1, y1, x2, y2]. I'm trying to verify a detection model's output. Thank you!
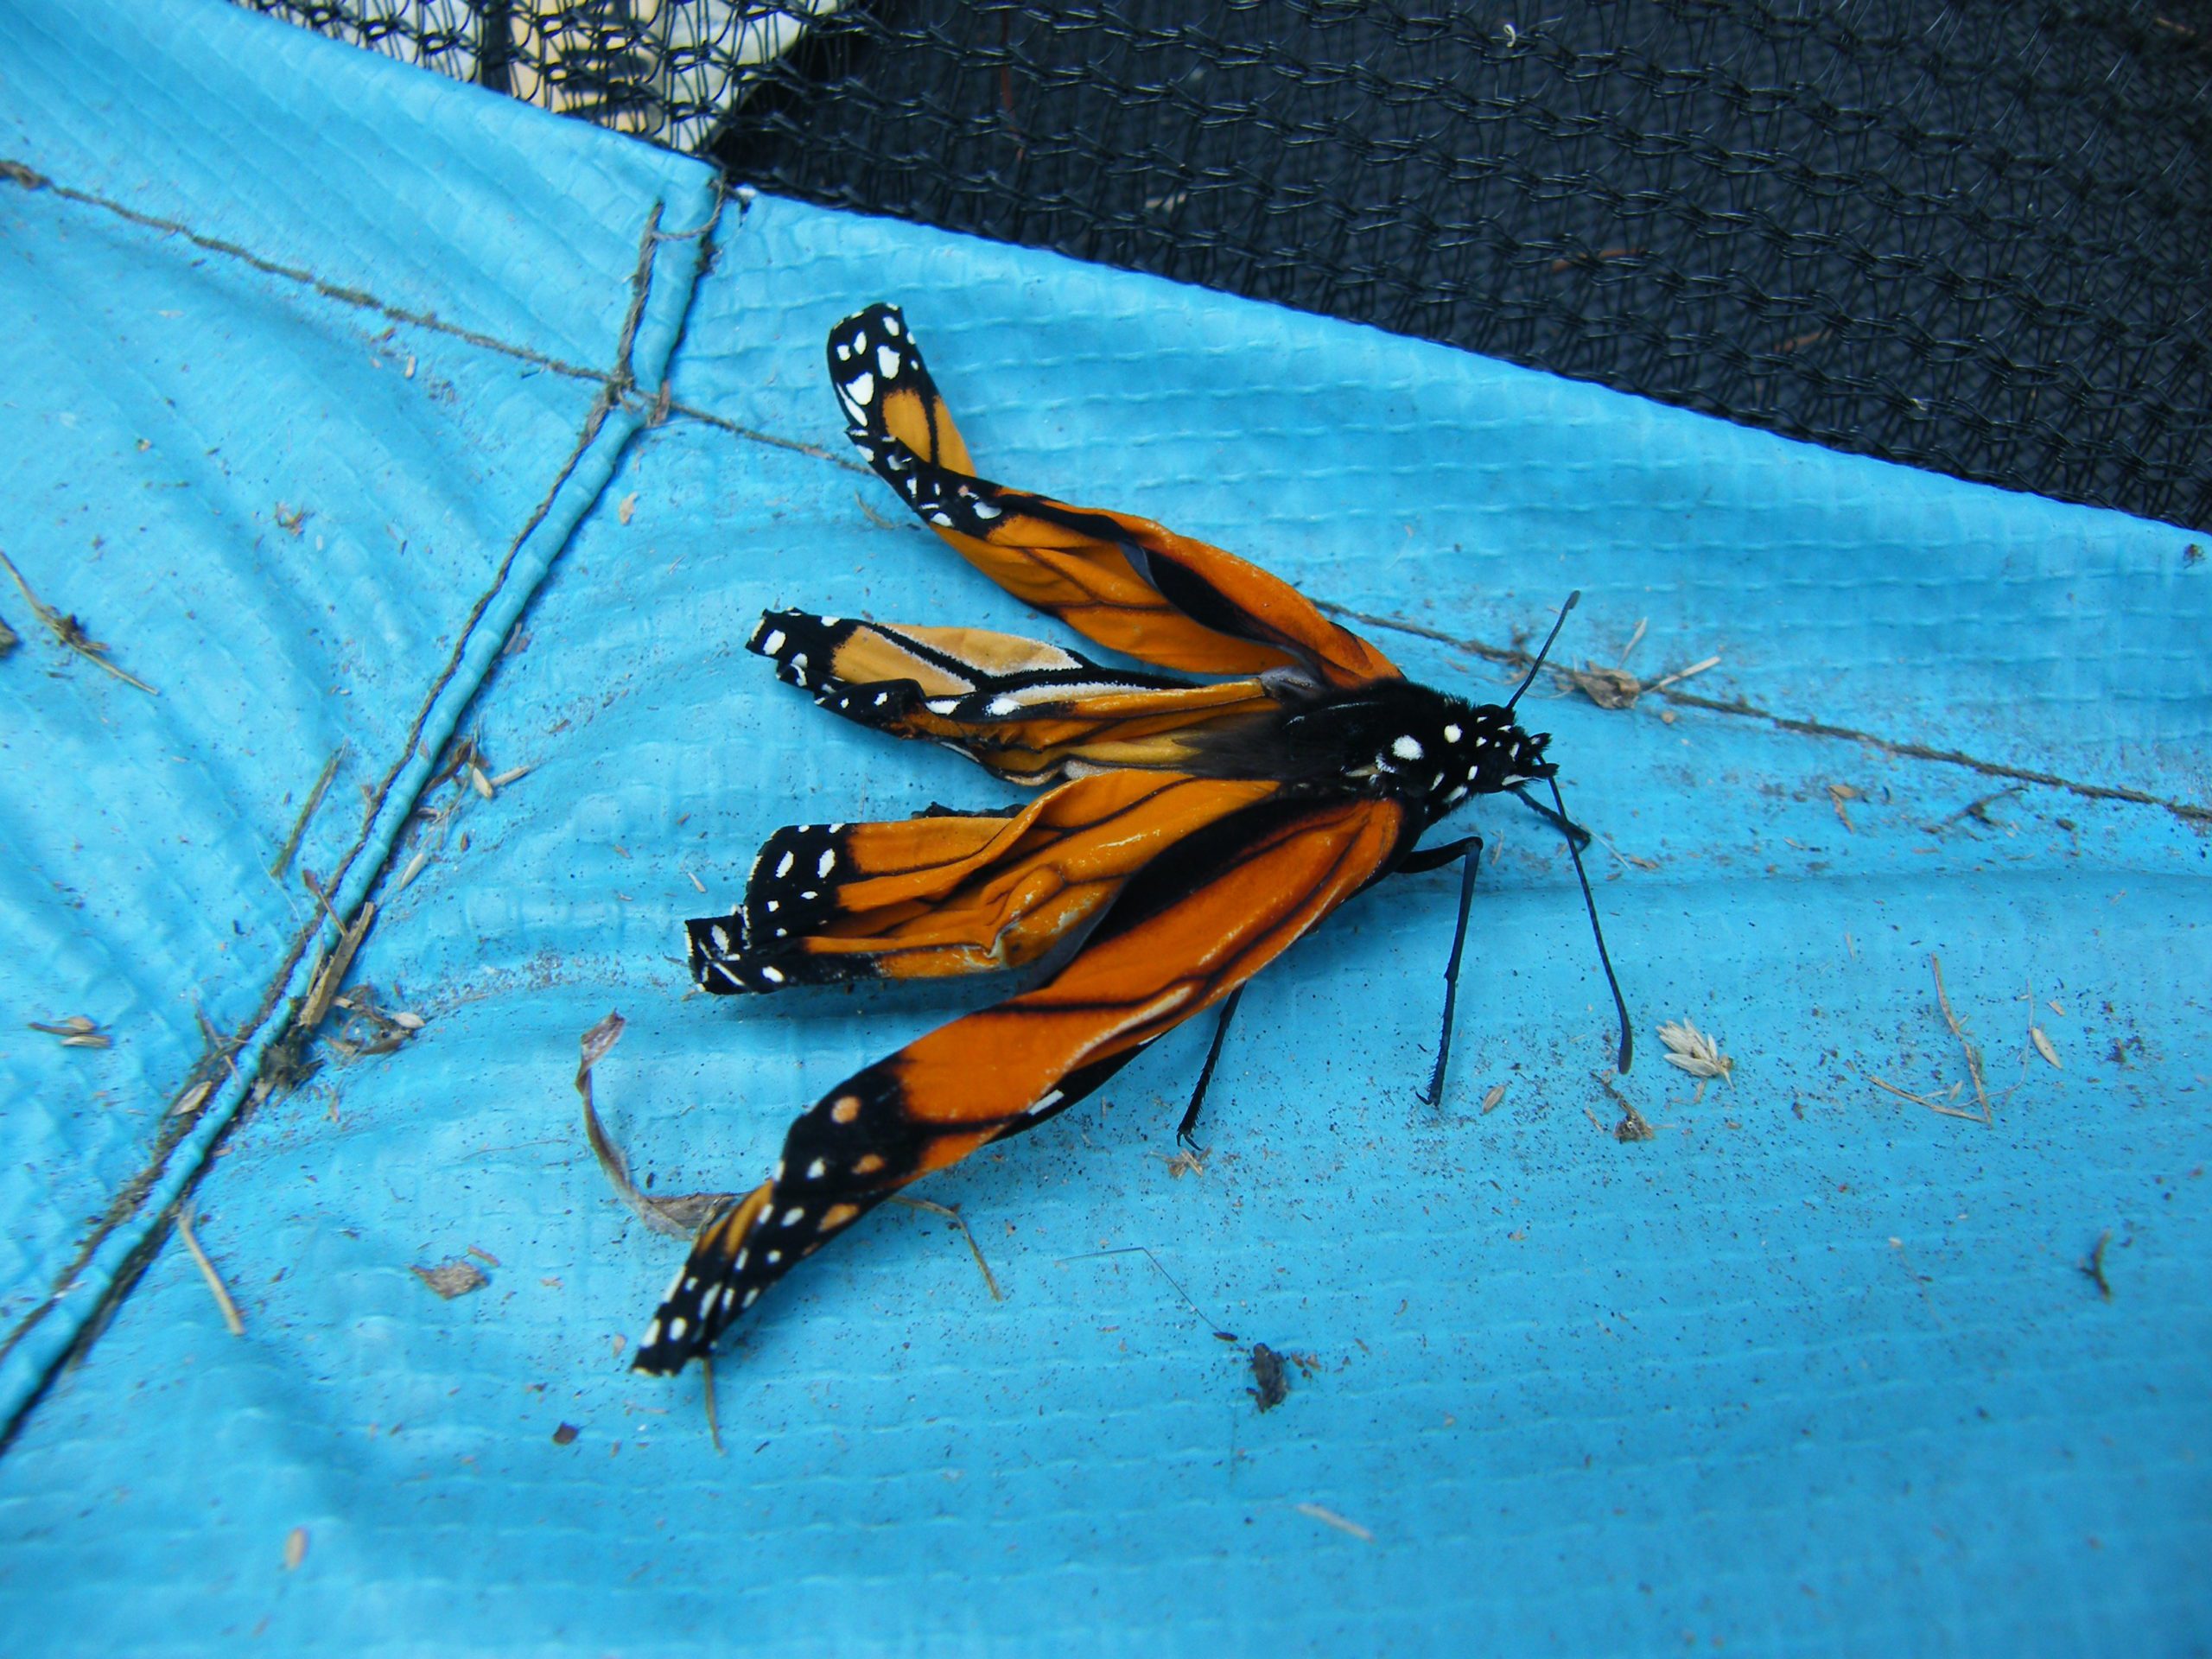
[412, 1260, 488, 1299]
[1657, 1019, 1734, 1084]
[552, 1422, 580, 1446]
[617, 493, 638, 525]
[1480, 1083, 1508, 1115]
[2031, 1027, 2062, 1069]
[284, 1527, 308, 1570]
[1563, 663, 1642, 710]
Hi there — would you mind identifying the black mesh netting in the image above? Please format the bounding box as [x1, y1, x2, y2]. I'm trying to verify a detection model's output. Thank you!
[242, 2, 2212, 531]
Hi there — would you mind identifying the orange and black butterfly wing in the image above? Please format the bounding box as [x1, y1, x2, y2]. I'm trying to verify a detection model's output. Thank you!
[746, 609, 1280, 785]
[687, 770, 1282, 994]
[637, 789, 1410, 1373]
[829, 304, 1401, 690]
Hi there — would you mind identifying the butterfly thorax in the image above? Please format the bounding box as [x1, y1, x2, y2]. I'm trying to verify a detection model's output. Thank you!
[1187, 677, 1553, 824]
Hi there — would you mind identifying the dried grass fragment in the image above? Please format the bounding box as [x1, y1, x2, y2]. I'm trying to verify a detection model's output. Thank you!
[0, 549, 157, 693]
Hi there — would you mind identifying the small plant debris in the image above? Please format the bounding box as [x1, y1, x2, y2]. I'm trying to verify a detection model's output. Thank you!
[1929, 954, 1994, 1125]
[551, 1422, 580, 1446]
[1593, 1069, 1656, 1140]
[575, 1011, 733, 1238]
[0, 548, 157, 694]
[270, 744, 347, 880]
[325, 983, 425, 1062]
[412, 1260, 488, 1299]
[284, 1528, 308, 1571]
[1827, 783, 1861, 831]
[1480, 1083, 1508, 1115]
[2082, 1230, 2113, 1301]
[175, 1206, 246, 1336]
[1249, 1343, 1291, 1412]
[1157, 1146, 1206, 1179]
[1293, 1502, 1374, 1542]
[2031, 1026, 2063, 1069]
[29, 1015, 110, 1049]
[1658, 1018, 1734, 1101]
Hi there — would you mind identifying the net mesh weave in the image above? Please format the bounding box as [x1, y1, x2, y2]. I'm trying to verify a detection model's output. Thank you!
[238, 0, 2212, 531]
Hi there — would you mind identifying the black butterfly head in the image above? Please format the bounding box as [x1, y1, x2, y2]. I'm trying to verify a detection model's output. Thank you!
[1388, 696, 1554, 818]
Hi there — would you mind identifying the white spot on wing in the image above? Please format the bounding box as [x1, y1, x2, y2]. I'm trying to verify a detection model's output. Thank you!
[846, 370, 874, 407]
[877, 343, 900, 378]
[762, 629, 786, 655]
[817, 849, 836, 879]
[1393, 735, 1425, 762]
[775, 851, 794, 879]
[1443, 724, 1463, 743]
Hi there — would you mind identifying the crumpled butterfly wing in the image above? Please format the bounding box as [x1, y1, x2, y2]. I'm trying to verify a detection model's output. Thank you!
[635, 790, 1409, 1372]
[828, 304, 1399, 690]
[747, 609, 1278, 785]
[688, 771, 1282, 993]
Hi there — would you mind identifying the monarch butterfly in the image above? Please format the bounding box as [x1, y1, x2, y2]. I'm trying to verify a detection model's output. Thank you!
[632, 304, 1630, 1375]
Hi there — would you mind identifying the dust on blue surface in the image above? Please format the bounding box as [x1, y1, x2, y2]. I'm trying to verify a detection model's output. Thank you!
[0, 2, 2205, 1655]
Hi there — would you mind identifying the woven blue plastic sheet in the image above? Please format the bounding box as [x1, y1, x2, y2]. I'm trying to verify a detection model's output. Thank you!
[0, 0, 719, 1430]
[3, 5, 2209, 1655]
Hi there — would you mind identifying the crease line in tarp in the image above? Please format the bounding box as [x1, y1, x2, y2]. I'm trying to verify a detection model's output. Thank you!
[0, 170, 728, 1446]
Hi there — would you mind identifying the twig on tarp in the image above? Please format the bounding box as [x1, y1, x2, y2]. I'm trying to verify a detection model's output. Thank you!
[575, 1012, 732, 1238]
[175, 1206, 245, 1336]
[296, 889, 375, 1034]
[887, 1194, 1003, 1302]
[0, 548, 157, 693]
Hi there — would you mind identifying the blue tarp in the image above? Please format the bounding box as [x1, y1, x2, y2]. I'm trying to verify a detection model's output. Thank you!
[1, 2, 2205, 1652]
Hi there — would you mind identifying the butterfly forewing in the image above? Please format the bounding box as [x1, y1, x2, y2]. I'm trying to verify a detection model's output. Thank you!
[747, 610, 1281, 785]
[828, 304, 1400, 690]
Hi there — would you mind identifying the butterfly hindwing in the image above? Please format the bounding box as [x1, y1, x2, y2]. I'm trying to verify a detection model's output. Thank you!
[687, 771, 1286, 995]
[638, 789, 1411, 1373]
[828, 305, 1401, 690]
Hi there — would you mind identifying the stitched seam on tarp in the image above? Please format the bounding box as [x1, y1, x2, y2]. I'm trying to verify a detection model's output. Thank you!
[0, 186, 719, 1449]
[1319, 602, 2212, 825]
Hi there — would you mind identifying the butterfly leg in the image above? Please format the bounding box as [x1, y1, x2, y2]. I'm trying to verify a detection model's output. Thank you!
[1398, 835, 1484, 1107]
[1175, 984, 1245, 1149]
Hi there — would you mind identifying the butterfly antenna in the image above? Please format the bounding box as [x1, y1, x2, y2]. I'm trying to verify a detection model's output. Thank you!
[1505, 590, 1580, 712]
[1548, 772, 1632, 1073]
